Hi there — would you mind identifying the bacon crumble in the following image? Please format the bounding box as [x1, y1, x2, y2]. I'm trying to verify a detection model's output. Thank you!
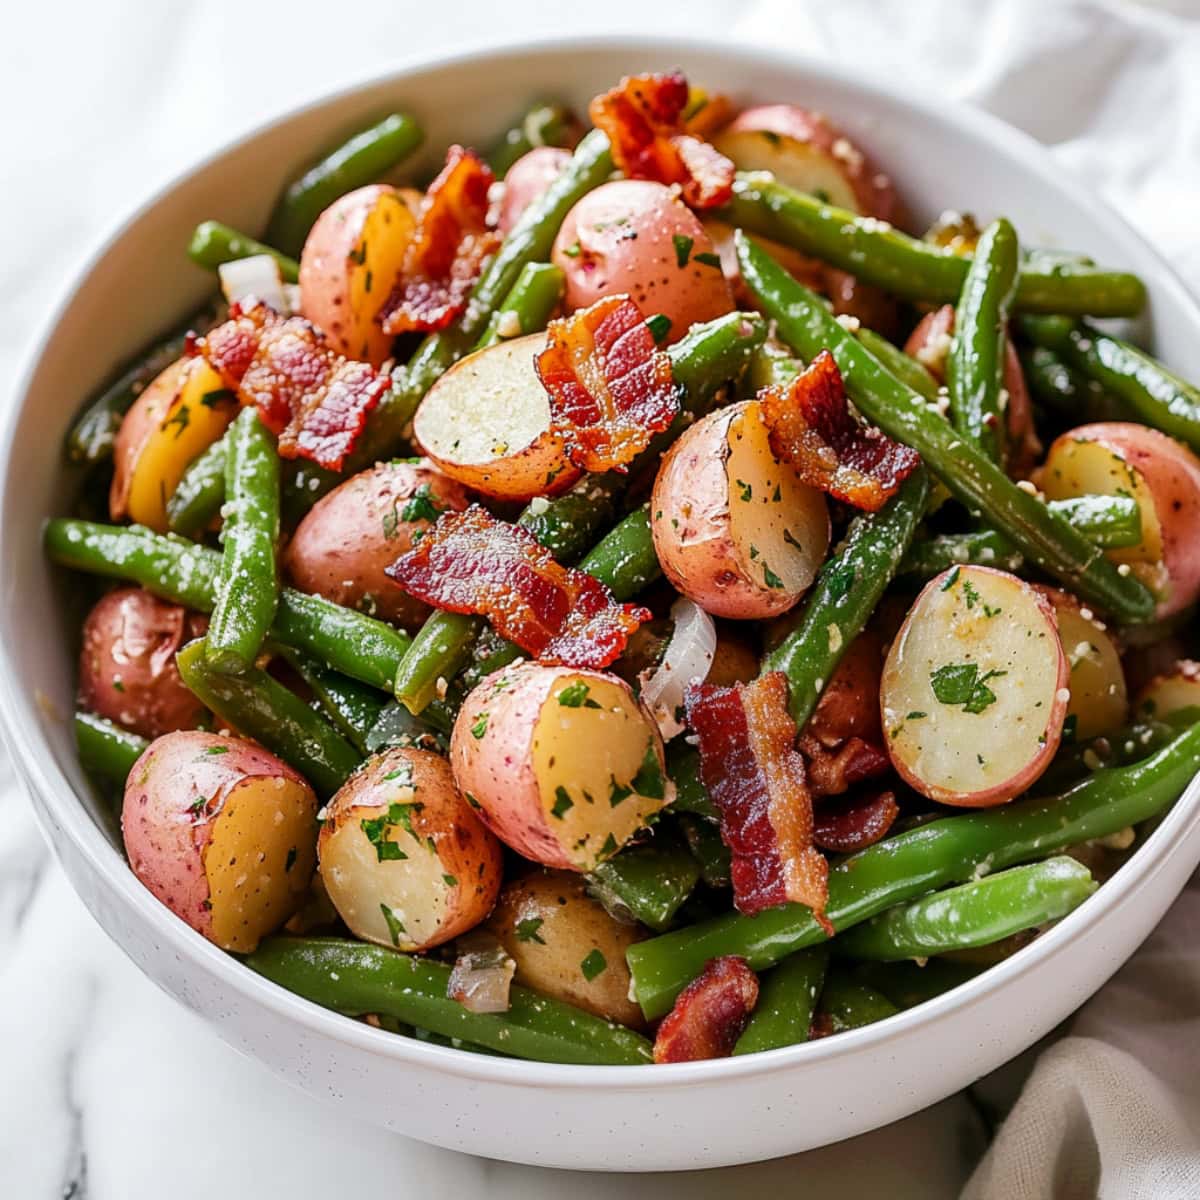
[759, 350, 920, 511]
[813, 788, 900, 854]
[535, 295, 679, 473]
[386, 505, 649, 668]
[652, 956, 758, 1063]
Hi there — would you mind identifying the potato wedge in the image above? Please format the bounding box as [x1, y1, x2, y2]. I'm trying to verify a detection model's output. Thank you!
[651, 399, 829, 619]
[450, 662, 670, 872]
[413, 334, 581, 501]
[486, 869, 645, 1027]
[881, 566, 1068, 807]
[298, 183, 416, 364]
[1134, 660, 1200, 724]
[122, 731, 318, 951]
[317, 747, 503, 952]
[110, 356, 238, 532]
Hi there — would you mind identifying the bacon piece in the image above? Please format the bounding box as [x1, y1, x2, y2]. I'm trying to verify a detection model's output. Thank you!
[813, 788, 900, 854]
[801, 735, 891, 799]
[685, 672, 830, 925]
[378, 146, 500, 335]
[386, 505, 649, 669]
[653, 956, 758, 1064]
[195, 302, 388, 471]
[588, 72, 735, 210]
[759, 350, 921, 511]
[535, 295, 679, 473]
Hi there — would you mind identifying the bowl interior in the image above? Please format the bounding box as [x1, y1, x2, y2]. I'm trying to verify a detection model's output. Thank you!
[4, 34, 1200, 1081]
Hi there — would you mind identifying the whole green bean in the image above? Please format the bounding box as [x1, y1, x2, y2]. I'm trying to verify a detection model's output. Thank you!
[735, 231, 1155, 623]
[815, 969, 899, 1034]
[393, 612, 481, 715]
[63, 299, 224, 467]
[587, 824, 701, 932]
[948, 218, 1019, 463]
[733, 947, 828, 1055]
[666, 743, 717, 822]
[725, 173, 1146, 317]
[1018, 344, 1122, 423]
[577, 507, 661, 599]
[166, 436, 227, 537]
[489, 102, 577, 177]
[177, 639, 360, 796]
[855, 327, 940, 401]
[74, 711, 148, 783]
[763, 469, 930, 728]
[187, 221, 299, 282]
[678, 813, 731, 888]
[206, 409, 280, 673]
[44, 520, 410, 691]
[517, 474, 625, 561]
[626, 720, 1200, 1017]
[365, 699, 451, 754]
[475, 261, 565, 349]
[275, 649, 388, 755]
[267, 113, 424, 257]
[1019, 315, 1200, 454]
[246, 936, 653, 1065]
[835, 857, 1095, 961]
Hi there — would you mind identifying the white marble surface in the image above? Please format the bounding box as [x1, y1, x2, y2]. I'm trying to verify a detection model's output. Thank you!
[1, 1, 1195, 1196]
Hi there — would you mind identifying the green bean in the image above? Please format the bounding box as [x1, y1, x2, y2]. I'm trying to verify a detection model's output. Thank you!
[74, 711, 148, 783]
[626, 720, 1200, 1017]
[678, 813, 731, 888]
[187, 221, 299, 282]
[948, 218, 1019, 463]
[1018, 344, 1123, 423]
[63, 299, 224, 467]
[666, 743, 717, 821]
[725, 173, 1146, 317]
[849, 959, 983, 1010]
[176, 640, 360, 796]
[275, 649, 388, 756]
[489, 102, 578, 177]
[735, 231, 1155, 624]
[747, 342, 802, 393]
[475, 261, 565, 350]
[733, 947, 828, 1055]
[898, 493, 1144, 579]
[587, 824, 700, 932]
[815, 969, 899, 1033]
[45, 520, 410, 691]
[517, 474, 625, 562]
[206, 409, 280, 674]
[577, 507, 661, 599]
[855, 327, 940, 401]
[266, 112, 424, 257]
[166, 436, 227, 538]
[393, 612, 481, 715]
[835, 857, 1095, 961]
[365, 699, 451, 754]
[1041, 711, 1199, 791]
[246, 936, 652, 1065]
[1019, 315, 1200, 454]
[763, 469, 930, 727]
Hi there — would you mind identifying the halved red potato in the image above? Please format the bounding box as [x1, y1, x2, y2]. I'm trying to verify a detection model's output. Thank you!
[703, 217, 826, 310]
[317, 747, 502, 952]
[122, 731, 318, 951]
[450, 662, 671, 872]
[1133, 660, 1200, 724]
[413, 334, 581, 501]
[881, 566, 1069, 807]
[1039, 423, 1200, 618]
[1036, 587, 1127, 740]
[498, 146, 571, 235]
[284, 460, 471, 629]
[651, 399, 829, 619]
[485, 869, 645, 1027]
[298, 183, 416, 364]
[79, 588, 207, 739]
[551, 180, 733, 343]
[110, 357, 238, 532]
[714, 105, 900, 224]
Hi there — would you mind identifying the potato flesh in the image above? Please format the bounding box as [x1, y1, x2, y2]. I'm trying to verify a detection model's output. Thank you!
[1137, 671, 1200, 721]
[203, 777, 317, 952]
[716, 129, 861, 212]
[883, 569, 1064, 799]
[348, 191, 415, 363]
[1055, 603, 1127, 739]
[1040, 438, 1167, 598]
[726, 403, 828, 595]
[532, 675, 668, 871]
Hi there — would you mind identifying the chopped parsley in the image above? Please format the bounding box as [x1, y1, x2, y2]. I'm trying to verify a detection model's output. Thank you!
[609, 778, 632, 807]
[599, 832, 619, 858]
[471, 712, 489, 739]
[906, 711, 928, 720]
[203, 745, 229, 756]
[360, 803, 414, 862]
[930, 663, 1007, 715]
[163, 405, 190, 439]
[941, 566, 961, 591]
[285, 847, 297, 872]
[381, 502, 400, 540]
[631, 742, 666, 800]
[580, 949, 608, 980]
[515, 917, 546, 944]
[763, 563, 784, 590]
[384, 762, 415, 785]
[200, 388, 236, 409]
[694, 251, 722, 268]
[380, 903, 406, 946]
[962, 579, 981, 609]
[558, 681, 601, 709]
[187, 795, 207, 816]
[563, 240, 582, 258]
[442, 873, 459, 888]
[737, 479, 753, 502]
[672, 234, 693, 267]
[401, 483, 443, 524]
[551, 787, 574, 819]
[348, 240, 368, 266]
[646, 313, 672, 343]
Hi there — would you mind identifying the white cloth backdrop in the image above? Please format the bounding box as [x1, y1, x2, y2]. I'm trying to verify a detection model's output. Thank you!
[1, 2, 1198, 1197]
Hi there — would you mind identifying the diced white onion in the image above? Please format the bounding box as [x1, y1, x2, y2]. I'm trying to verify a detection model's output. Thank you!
[639, 596, 717, 740]
[447, 931, 515, 1014]
[218, 254, 291, 315]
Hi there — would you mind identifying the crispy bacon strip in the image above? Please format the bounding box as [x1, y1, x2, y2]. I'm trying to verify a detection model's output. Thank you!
[588, 72, 734, 210]
[801, 735, 891, 799]
[653, 956, 758, 1064]
[685, 672, 830, 926]
[813, 789, 900, 854]
[194, 302, 388, 470]
[379, 146, 500, 335]
[759, 350, 921, 511]
[386, 505, 649, 668]
[535, 295, 679, 472]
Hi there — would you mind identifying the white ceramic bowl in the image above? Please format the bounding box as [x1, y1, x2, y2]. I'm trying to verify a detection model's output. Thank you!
[4, 35, 1200, 1173]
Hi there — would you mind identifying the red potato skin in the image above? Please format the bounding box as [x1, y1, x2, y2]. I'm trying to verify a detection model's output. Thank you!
[552, 180, 733, 342]
[122, 731, 315, 945]
[498, 147, 571, 235]
[284, 460, 471, 629]
[1061, 423, 1200, 618]
[79, 588, 207, 739]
